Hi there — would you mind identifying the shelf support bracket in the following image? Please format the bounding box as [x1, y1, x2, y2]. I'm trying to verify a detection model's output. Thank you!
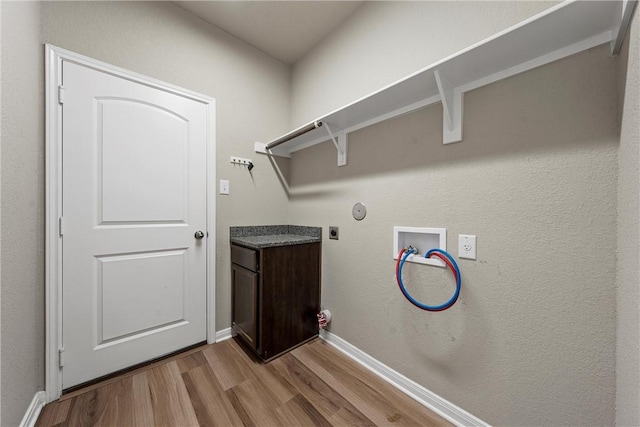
[324, 122, 348, 167]
[434, 69, 463, 144]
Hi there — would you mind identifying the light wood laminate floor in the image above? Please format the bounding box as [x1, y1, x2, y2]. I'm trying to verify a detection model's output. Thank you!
[37, 338, 452, 426]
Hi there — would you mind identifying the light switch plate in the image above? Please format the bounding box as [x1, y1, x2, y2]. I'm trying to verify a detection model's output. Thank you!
[220, 179, 230, 195]
[459, 234, 476, 260]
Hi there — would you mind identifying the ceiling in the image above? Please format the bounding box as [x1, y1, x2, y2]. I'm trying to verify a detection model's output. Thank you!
[175, 1, 364, 64]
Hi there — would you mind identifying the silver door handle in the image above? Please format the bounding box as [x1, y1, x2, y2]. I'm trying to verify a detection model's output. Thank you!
[194, 231, 205, 239]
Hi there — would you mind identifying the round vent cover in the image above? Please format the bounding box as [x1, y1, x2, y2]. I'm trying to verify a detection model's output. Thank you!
[352, 202, 367, 221]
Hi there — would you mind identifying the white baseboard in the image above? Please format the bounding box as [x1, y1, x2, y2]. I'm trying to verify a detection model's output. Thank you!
[215, 327, 232, 342]
[319, 330, 488, 427]
[19, 391, 46, 427]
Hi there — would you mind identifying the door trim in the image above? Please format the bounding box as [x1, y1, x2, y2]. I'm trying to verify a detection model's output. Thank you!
[45, 44, 217, 402]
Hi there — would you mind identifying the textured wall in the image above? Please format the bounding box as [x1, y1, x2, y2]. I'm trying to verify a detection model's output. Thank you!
[291, 1, 556, 127]
[287, 4, 619, 424]
[616, 9, 640, 426]
[2, 2, 290, 424]
[0, 2, 44, 425]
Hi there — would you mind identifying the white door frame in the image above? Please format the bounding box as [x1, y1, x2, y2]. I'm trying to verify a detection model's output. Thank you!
[44, 44, 217, 402]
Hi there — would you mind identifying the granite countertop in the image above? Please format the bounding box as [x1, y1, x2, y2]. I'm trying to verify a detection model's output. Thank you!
[230, 225, 322, 250]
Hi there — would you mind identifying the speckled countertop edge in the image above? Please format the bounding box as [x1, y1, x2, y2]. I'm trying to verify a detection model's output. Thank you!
[230, 225, 322, 249]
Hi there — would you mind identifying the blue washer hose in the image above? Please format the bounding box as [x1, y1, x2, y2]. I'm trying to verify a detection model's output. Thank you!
[396, 247, 461, 311]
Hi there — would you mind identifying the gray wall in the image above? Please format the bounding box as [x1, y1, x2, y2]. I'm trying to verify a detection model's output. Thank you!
[616, 9, 640, 427]
[288, 2, 620, 425]
[1, 2, 291, 424]
[1, 2, 45, 425]
[291, 1, 556, 127]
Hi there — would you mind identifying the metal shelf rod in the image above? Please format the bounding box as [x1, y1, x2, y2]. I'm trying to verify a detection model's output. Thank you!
[265, 121, 323, 150]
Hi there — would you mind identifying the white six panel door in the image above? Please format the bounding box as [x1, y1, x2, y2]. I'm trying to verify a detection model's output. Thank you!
[62, 60, 208, 388]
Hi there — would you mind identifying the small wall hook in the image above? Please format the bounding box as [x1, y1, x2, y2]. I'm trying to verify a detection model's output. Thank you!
[248, 162, 254, 171]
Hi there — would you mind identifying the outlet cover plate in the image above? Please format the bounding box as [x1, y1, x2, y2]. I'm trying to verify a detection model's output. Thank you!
[329, 226, 339, 240]
[459, 234, 476, 260]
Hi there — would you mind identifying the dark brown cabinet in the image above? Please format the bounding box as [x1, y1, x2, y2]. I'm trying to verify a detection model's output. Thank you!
[231, 241, 321, 361]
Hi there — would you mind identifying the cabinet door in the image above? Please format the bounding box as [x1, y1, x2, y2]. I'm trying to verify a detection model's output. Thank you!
[261, 243, 320, 358]
[231, 264, 258, 349]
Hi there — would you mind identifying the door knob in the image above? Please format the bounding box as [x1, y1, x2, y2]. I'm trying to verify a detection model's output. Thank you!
[194, 231, 205, 239]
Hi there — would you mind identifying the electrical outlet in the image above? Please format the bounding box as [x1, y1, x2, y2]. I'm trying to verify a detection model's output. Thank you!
[458, 234, 476, 260]
[329, 226, 339, 240]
